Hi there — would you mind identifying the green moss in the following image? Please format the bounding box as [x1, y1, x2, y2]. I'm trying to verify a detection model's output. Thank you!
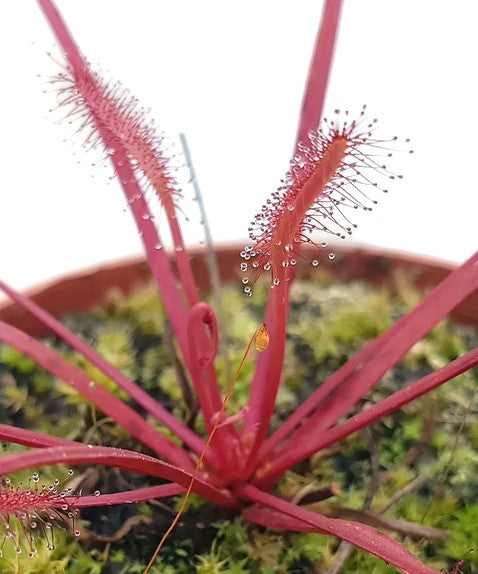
[0, 346, 36, 374]
[102, 284, 166, 336]
[0, 526, 102, 574]
[446, 505, 478, 565]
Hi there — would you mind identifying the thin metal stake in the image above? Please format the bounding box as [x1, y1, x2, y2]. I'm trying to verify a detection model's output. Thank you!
[179, 133, 231, 381]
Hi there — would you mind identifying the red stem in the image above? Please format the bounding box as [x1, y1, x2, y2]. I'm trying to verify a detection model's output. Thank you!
[240, 0, 344, 464]
[113, 151, 225, 435]
[0, 320, 195, 472]
[37, 0, 185, 337]
[257, 347, 478, 485]
[113, 148, 190, 351]
[241, 278, 288, 474]
[261, 251, 478, 464]
[0, 445, 236, 507]
[241, 487, 441, 574]
[37, 0, 198, 309]
[36, 0, 225, 448]
[67, 483, 186, 508]
[186, 302, 234, 443]
[295, 0, 343, 148]
[0, 423, 78, 449]
[37, 0, 84, 71]
[165, 206, 199, 309]
[0, 278, 206, 457]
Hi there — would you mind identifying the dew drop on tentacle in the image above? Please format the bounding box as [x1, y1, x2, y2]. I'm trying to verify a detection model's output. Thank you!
[0, 471, 86, 556]
[243, 106, 411, 287]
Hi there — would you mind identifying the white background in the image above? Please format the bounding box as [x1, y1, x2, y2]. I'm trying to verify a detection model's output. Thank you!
[1, 1, 477, 293]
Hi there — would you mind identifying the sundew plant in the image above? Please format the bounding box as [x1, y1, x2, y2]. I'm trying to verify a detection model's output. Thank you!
[1, 1, 478, 572]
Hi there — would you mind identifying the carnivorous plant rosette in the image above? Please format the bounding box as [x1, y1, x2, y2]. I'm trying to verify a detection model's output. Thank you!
[0, 1, 477, 572]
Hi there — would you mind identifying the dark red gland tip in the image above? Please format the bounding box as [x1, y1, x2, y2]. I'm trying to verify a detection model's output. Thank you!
[241, 106, 411, 289]
[0, 472, 79, 557]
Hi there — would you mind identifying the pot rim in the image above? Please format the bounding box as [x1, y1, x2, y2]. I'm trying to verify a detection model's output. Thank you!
[0, 243, 475, 337]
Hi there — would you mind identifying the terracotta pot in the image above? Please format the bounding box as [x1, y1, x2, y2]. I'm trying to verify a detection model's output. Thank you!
[0, 244, 476, 337]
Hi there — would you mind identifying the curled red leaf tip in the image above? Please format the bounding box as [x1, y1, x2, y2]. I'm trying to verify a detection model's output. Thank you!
[187, 303, 219, 369]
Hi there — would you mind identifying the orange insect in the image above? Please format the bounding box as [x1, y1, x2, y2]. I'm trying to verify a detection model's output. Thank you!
[255, 323, 269, 352]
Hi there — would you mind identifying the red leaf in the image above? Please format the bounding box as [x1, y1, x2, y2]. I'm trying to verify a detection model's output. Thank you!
[242, 486, 441, 574]
[0, 320, 194, 471]
[295, 0, 344, 147]
[0, 278, 206, 457]
[263, 251, 478, 479]
[0, 445, 236, 508]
